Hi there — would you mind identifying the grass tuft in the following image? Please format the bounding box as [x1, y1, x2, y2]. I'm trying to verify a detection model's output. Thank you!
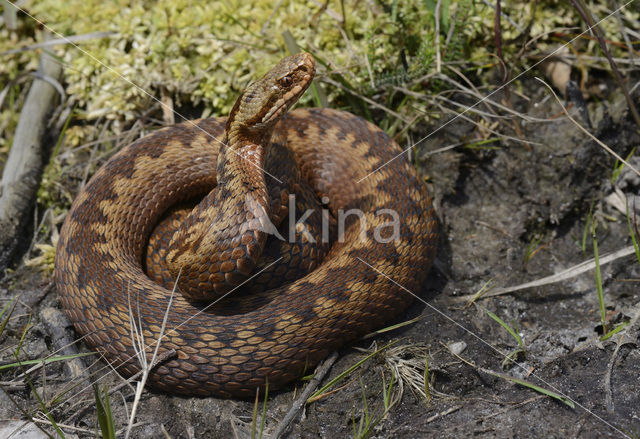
[251, 380, 269, 439]
[94, 384, 116, 439]
[485, 309, 525, 352]
[351, 372, 398, 439]
[308, 341, 397, 403]
[485, 370, 575, 409]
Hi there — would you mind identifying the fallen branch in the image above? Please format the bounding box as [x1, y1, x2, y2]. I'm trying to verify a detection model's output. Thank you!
[0, 35, 62, 272]
[40, 307, 91, 384]
[272, 351, 339, 438]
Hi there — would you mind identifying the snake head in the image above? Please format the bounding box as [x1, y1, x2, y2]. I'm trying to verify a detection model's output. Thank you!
[227, 52, 315, 132]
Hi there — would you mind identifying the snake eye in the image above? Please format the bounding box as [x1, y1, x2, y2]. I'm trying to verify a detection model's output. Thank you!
[279, 75, 293, 87]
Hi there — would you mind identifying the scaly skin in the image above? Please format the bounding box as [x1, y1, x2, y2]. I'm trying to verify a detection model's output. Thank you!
[54, 53, 438, 397]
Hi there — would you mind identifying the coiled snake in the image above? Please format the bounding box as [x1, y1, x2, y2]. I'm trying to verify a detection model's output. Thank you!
[55, 53, 438, 397]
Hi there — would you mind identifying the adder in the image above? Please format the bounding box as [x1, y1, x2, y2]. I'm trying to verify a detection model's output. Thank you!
[54, 52, 438, 397]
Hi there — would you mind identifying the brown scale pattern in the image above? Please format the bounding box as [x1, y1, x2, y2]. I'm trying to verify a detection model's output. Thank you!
[144, 141, 332, 295]
[55, 54, 438, 397]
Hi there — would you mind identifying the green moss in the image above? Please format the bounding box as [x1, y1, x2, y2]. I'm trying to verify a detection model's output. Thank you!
[19, 0, 489, 126]
[3, 0, 633, 135]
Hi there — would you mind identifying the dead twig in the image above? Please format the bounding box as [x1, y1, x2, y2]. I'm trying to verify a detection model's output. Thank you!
[425, 404, 463, 424]
[40, 307, 90, 385]
[272, 351, 339, 438]
[494, 0, 506, 82]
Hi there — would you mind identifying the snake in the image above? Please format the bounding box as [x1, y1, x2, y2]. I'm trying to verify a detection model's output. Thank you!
[54, 53, 438, 398]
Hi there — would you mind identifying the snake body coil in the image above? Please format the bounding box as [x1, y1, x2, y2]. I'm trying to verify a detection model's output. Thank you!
[55, 53, 438, 397]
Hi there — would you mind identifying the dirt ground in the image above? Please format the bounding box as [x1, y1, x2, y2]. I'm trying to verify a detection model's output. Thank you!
[1, 76, 640, 438]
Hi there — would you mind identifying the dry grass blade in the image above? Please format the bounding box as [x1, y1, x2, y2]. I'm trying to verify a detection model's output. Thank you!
[433, 75, 552, 122]
[124, 275, 177, 439]
[430, 100, 541, 147]
[320, 77, 407, 122]
[458, 245, 636, 302]
[360, 317, 421, 340]
[382, 343, 431, 402]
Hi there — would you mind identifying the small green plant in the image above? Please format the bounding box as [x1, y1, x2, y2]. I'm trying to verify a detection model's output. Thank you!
[589, 221, 626, 341]
[381, 369, 395, 413]
[448, 347, 575, 409]
[597, 199, 639, 342]
[581, 210, 593, 255]
[524, 234, 545, 265]
[0, 295, 18, 337]
[351, 371, 398, 439]
[610, 147, 636, 184]
[485, 370, 575, 408]
[591, 221, 607, 334]
[308, 341, 396, 403]
[467, 278, 494, 304]
[251, 381, 269, 439]
[600, 322, 629, 342]
[485, 309, 526, 367]
[351, 378, 370, 439]
[463, 138, 502, 150]
[94, 384, 116, 439]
